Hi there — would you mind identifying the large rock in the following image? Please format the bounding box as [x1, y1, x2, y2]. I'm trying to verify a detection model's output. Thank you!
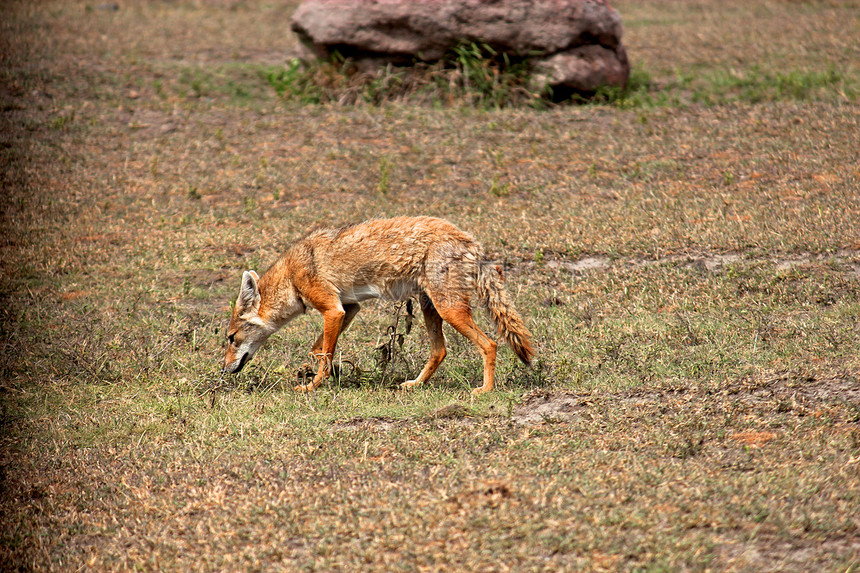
[531, 44, 630, 95]
[290, 0, 630, 95]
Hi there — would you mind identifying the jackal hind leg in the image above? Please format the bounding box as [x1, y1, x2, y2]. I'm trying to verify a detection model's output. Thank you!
[433, 299, 497, 394]
[402, 295, 447, 389]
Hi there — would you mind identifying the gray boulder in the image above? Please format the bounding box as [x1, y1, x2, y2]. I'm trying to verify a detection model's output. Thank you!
[290, 0, 630, 95]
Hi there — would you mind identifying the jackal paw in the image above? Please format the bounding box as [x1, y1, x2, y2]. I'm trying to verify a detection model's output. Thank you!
[401, 379, 422, 389]
[300, 362, 340, 378]
[471, 385, 492, 395]
[296, 365, 315, 386]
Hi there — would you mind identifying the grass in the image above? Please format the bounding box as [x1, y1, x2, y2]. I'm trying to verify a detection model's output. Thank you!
[264, 50, 857, 110]
[1, 0, 859, 570]
[265, 42, 541, 109]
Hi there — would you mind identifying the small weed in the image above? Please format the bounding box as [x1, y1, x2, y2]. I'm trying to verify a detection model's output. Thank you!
[377, 155, 392, 194]
[448, 42, 534, 108]
[49, 110, 75, 130]
[489, 173, 511, 197]
[187, 75, 205, 98]
[265, 58, 326, 104]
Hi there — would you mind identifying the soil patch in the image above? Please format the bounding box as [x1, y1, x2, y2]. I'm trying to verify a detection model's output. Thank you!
[731, 371, 860, 411]
[715, 536, 860, 572]
[510, 391, 591, 424]
[332, 416, 401, 431]
[333, 371, 859, 430]
[536, 250, 860, 277]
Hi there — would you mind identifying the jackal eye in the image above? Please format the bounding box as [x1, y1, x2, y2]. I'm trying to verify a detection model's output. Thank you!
[227, 333, 236, 344]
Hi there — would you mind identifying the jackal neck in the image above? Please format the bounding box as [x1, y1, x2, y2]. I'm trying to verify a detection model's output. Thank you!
[256, 260, 304, 328]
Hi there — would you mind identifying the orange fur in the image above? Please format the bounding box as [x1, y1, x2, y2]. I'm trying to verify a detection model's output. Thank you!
[222, 216, 534, 394]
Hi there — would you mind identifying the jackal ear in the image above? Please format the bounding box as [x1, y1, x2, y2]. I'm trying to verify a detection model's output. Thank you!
[237, 270, 261, 313]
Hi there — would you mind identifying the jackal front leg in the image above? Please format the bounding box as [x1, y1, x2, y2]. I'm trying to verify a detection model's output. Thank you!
[295, 307, 346, 392]
[296, 304, 359, 391]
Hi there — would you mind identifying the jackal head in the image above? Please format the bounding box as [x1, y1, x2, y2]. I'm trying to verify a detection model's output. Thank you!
[222, 270, 276, 374]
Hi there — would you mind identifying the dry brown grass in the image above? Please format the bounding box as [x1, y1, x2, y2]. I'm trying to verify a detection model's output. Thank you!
[1, 0, 859, 570]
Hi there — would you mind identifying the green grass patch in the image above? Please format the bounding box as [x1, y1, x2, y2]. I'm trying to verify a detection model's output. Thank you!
[689, 66, 854, 105]
[265, 44, 545, 109]
[263, 57, 854, 109]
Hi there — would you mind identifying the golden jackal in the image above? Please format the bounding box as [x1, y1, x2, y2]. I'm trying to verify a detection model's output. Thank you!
[222, 216, 534, 394]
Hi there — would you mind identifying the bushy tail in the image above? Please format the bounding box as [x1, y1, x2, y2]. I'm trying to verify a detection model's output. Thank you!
[477, 263, 535, 365]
